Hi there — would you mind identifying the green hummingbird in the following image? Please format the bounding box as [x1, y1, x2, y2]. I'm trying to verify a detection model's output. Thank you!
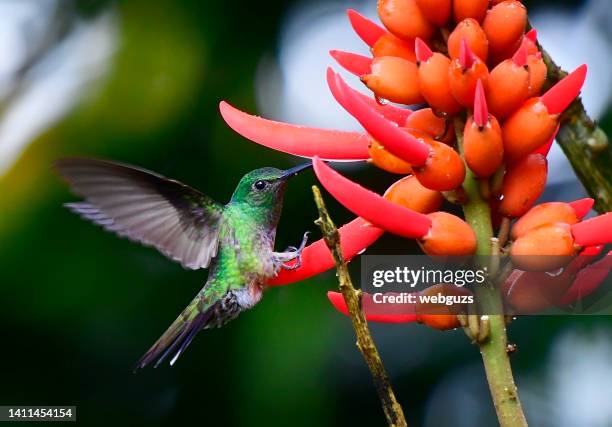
[55, 158, 312, 370]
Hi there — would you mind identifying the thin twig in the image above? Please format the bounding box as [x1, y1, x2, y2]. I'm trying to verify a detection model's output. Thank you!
[312, 186, 408, 427]
[497, 217, 511, 249]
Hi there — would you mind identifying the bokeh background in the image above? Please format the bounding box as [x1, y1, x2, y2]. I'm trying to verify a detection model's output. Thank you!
[0, 0, 611, 426]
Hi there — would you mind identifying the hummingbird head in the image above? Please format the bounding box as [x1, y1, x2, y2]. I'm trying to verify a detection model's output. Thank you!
[230, 163, 312, 208]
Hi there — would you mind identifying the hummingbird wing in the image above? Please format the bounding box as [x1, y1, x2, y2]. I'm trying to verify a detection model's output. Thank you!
[55, 157, 224, 270]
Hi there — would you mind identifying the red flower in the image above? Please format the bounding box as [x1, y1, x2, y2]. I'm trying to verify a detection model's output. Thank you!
[218, 4, 610, 323]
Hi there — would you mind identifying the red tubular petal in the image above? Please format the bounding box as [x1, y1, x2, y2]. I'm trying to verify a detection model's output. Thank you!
[581, 245, 603, 256]
[473, 79, 488, 127]
[541, 65, 588, 115]
[572, 212, 612, 247]
[219, 101, 370, 160]
[346, 84, 413, 126]
[532, 123, 559, 156]
[564, 245, 603, 276]
[327, 291, 418, 323]
[329, 50, 372, 76]
[569, 198, 594, 219]
[560, 251, 612, 305]
[415, 38, 433, 62]
[347, 9, 386, 48]
[328, 291, 350, 315]
[313, 157, 432, 238]
[267, 217, 384, 286]
[459, 38, 476, 69]
[525, 29, 537, 43]
[512, 44, 528, 67]
[327, 68, 430, 165]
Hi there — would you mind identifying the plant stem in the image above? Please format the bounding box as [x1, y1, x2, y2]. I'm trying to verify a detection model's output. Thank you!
[455, 119, 529, 427]
[311, 186, 408, 427]
[537, 37, 612, 213]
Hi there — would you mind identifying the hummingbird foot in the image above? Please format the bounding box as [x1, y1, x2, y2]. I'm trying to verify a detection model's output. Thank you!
[274, 231, 310, 271]
[282, 260, 301, 270]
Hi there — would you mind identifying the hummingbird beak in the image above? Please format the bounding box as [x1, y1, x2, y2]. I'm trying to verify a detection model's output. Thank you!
[280, 162, 313, 181]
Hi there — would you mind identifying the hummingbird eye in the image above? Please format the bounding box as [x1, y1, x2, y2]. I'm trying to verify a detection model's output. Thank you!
[253, 180, 268, 191]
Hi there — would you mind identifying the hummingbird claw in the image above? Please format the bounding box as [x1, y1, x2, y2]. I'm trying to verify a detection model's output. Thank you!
[277, 232, 311, 271]
[281, 259, 301, 271]
[300, 231, 310, 250]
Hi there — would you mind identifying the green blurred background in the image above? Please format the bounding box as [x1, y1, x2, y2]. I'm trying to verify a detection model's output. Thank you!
[1, 0, 611, 426]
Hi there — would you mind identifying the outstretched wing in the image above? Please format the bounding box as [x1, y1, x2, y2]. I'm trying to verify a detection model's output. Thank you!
[55, 157, 224, 270]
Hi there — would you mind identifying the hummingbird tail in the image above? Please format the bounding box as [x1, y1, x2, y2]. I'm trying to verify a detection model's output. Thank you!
[133, 287, 250, 371]
[133, 298, 211, 371]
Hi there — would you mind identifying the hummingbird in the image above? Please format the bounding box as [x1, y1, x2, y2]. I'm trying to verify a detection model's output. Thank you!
[55, 157, 312, 370]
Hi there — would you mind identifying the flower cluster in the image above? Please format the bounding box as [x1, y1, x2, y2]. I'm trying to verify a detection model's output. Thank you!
[220, 0, 612, 328]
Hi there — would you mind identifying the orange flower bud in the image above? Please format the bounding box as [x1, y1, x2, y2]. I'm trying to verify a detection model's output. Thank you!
[362, 56, 424, 104]
[502, 98, 558, 162]
[418, 314, 461, 330]
[405, 108, 455, 144]
[511, 202, 580, 240]
[415, 39, 462, 115]
[527, 54, 547, 97]
[499, 154, 547, 217]
[416, 284, 472, 330]
[502, 267, 573, 314]
[368, 140, 414, 174]
[448, 18, 489, 62]
[510, 223, 577, 271]
[419, 212, 477, 256]
[372, 33, 416, 62]
[449, 39, 490, 107]
[453, 0, 488, 23]
[486, 47, 530, 119]
[413, 137, 466, 191]
[464, 81, 503, 177]
[414, 0, 451, 26]
[483, 0, 527, 59]
[378, 0, 436, 40]
[384, 175, 444, 213]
